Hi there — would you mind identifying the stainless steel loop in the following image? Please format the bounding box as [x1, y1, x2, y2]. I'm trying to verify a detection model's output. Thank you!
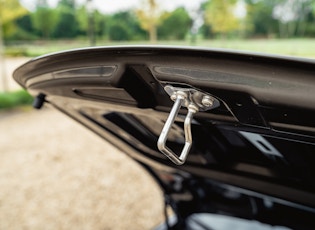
[157, 92, 198, 165]
[157, 85, 219, 165]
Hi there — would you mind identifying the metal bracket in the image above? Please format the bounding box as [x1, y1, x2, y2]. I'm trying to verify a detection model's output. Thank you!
[157, 85, 219, 165]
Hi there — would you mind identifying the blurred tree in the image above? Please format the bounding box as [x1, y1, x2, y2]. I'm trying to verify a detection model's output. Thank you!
[15, 15, 34, 37]
[200, 24, 214, 39]
[108, 21, 132, 41]
[272, 0, 314, 37]
[77, 5, 108, 44]
[0, 0, 28, 39]
[245, 0, 278, 37]
[298, 0, 315, 36]
[58, 0, 76, 8]
[304, 6, 315, 36]
[0, 0, 27, 91]
[86, 0, 96, 46]
[136, 0, 162, 42]
[53, 0, 78, 38]
[8, 14, 38, 40]
[32, 0, 58, 39]
[107, 11, 146, 41]
[188, 4, 205, 44]
[204, 0, 239, 38]
[158, 7, 191, 40]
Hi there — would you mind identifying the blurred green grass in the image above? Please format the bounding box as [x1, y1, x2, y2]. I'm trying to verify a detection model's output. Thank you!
[5, 38, 315, 58]
[0, 90, 33, 110]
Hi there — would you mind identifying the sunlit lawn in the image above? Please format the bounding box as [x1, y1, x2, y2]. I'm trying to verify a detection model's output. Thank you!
[198, 39, 315, 58]
[6, 38, 315, 58]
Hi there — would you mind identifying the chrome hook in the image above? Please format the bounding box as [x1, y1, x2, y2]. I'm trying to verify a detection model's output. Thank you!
[157, 85, 219, 165]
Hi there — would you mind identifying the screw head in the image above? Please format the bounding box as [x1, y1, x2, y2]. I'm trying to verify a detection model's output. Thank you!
[201, 96, 213, 107]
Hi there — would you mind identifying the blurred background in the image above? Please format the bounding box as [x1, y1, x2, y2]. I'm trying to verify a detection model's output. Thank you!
[1, 0, 315, 91]
[0, 0, 315, 229]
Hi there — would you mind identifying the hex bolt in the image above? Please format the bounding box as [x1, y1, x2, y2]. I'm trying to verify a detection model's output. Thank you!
[170, 93, 177, 101]
[171, 91, 187, 102]
[201, 96, 214, 107]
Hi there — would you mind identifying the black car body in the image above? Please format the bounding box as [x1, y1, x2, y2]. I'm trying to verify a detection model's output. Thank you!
[13, 46, 315, 229]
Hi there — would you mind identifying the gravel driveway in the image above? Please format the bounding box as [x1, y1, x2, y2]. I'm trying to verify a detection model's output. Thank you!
[0, 57, 30, 91]
[0, 106, 163, 229]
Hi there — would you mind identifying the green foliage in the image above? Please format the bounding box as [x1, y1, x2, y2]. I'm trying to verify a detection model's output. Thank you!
[0, 90, 33, 109]
[58, 0, 76, 8]
[304, 13, 315, 36]
[204, 0, 239, 37]
[108, 21, 132, 41]
[76, 8, 108, 40]
[158, 8, 191, 40]
[108, 11, 146, 41]
[2, 0, 315, 44]
[245, 0, 278, 37]
[53, 12, 78, 38]
[136, 0, 162, 42]
[13, 15, 38, 40]
[76, 6, 88, 32]
[272, 0, 314, 38]
[53, 0, 79, 38]
[0, 0, 27, 24]
[0, 0, 28, 39]
[32, 6, 58, 39]
[200, 24, 214, 39]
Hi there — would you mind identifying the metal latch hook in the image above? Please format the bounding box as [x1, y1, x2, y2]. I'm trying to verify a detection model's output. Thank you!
[157, 85, 219, 165]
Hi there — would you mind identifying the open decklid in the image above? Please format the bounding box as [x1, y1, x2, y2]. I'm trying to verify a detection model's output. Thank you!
[14, 46, 315, 212]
